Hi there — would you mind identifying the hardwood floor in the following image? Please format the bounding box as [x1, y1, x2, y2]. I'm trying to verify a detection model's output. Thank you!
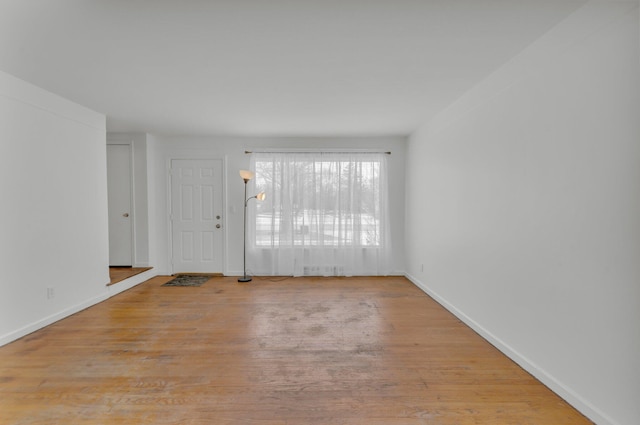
[108, 267, 153, 285]
[0, 276, 591, 424]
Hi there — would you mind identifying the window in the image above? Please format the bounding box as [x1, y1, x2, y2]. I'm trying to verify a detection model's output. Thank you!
[248, 152, 391, 276]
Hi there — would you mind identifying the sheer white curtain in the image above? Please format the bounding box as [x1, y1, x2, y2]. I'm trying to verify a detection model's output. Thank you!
[247, 152, 392, 277]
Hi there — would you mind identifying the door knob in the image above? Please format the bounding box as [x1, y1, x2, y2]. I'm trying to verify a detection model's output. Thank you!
[216, 224, 221, 229]
[123, 213, 129, 217]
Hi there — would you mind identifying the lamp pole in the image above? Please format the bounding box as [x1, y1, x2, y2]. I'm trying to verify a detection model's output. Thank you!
[239, 175, 252, 282]
[238, 170, 265, 283]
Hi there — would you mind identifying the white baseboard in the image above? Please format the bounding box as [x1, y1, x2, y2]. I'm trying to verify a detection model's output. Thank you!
[404, 272, 618, 425]
[107, 269, 156, 296]
[1, 270, 156, 347]
[0, 292, 110, 347]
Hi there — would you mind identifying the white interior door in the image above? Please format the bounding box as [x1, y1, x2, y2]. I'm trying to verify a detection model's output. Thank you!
[107, 144, 133, 266]
[170, 159, 224, 274]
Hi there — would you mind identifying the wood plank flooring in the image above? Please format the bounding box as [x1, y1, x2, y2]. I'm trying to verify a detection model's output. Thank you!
[0, 276, 592, 424]
[108, 267, 153, 285]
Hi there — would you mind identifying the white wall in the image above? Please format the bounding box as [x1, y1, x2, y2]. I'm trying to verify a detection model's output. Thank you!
[0, 70, 111, 345]
[405, 2, 640, 425]
[147, 135, 406, 276]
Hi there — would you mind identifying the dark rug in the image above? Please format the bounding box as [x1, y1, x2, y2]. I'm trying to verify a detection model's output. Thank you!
[162, 275, 211, 287]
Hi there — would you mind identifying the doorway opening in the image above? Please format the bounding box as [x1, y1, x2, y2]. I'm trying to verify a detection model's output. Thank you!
[107, 143, 133, 267]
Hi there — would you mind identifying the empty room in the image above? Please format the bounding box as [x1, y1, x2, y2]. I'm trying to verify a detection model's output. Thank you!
[0, 1, 638, 424]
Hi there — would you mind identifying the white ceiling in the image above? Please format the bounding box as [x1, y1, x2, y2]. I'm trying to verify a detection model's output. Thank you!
[0, 0, 587, 136]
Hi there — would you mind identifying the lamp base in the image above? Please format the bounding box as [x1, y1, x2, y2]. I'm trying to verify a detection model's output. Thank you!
[238, 276, 252, 282]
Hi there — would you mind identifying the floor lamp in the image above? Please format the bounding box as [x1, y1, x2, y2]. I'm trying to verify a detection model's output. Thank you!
[239, 170, 265, 282]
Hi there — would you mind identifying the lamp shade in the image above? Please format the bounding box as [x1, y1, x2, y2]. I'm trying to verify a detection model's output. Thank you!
[239, 169, 255, 181]
[256, 191, 266, 201]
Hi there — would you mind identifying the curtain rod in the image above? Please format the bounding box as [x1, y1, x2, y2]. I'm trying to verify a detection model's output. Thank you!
[245, 150, 391, 155]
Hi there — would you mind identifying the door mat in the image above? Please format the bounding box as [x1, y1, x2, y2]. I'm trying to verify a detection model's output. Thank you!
[162, 275, 211, 287]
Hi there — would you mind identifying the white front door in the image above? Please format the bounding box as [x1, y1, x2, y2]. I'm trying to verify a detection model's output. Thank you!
[170, 159, 224, 274]
[107, 144, 133, 266]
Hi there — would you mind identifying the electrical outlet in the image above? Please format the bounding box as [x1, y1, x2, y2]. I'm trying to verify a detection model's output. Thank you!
[47, 287, 55, 299]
